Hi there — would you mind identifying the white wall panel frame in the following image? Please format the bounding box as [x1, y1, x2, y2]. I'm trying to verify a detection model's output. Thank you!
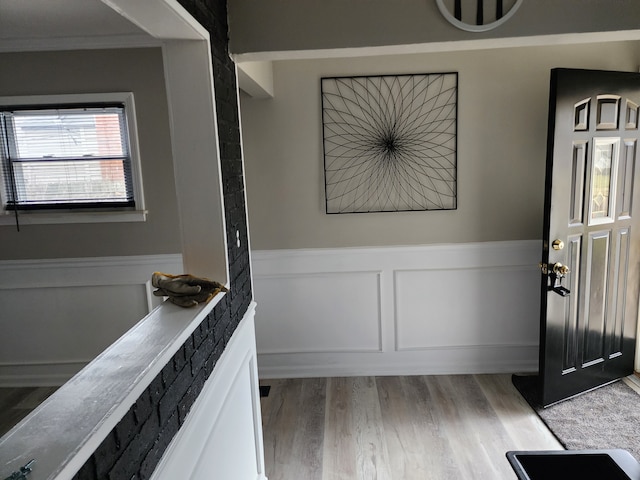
[253, 240, 542, 378]
[394, 265, 540, 351]
[0, 254, 183, 386]
[254, 270, 383, 354]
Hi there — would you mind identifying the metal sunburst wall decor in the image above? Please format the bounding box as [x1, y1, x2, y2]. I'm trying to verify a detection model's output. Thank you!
[321, 73, 458, 214]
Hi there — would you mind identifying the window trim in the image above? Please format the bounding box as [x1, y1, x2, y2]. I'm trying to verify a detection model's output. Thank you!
[0, 92, 146, 225]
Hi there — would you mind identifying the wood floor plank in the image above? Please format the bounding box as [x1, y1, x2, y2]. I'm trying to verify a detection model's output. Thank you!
[1, 376, 563, 479]
[13, 386, 57, 409]
[377, 376, 456, 479]
[475, 374, 563, 451]
[261, 378, 326, 480]
[0, 387, 58, 438]
[0, 409, 32, 438]
[350, 377, 391, 480]
[260, 375, 564, 479]
[0, 387, 36, 411]
[401, 375, 459, 479]
[261, 378, 301, 480]
[423, 375, 497, 479]
[375, 376, 422, 479]
[293, 378, 326, 479]
[322, 377, 357, 480]
[438, 375, 519, 479]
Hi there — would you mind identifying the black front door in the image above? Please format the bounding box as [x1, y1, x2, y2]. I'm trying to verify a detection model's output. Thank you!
[539, 68, 640, 407]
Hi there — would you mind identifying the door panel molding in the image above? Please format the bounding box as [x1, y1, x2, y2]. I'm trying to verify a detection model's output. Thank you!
[583, 230, 610, 366]
[569, 141, 588, 226]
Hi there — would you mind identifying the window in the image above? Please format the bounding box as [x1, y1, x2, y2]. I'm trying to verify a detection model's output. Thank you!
[0, 93, 145, 224]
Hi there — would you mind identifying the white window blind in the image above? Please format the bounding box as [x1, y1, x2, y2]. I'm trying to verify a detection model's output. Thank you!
[0, 104, 135, 210]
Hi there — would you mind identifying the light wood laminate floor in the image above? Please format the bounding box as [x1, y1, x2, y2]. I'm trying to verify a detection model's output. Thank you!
[0, 387, 57, 437]
[260, 375, 562, 480]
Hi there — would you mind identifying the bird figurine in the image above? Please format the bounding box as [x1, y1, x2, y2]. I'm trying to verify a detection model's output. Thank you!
[151, 272, 229, 308]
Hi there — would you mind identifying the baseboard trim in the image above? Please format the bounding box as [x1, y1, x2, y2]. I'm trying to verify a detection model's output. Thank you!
[257, 343, 539, 379]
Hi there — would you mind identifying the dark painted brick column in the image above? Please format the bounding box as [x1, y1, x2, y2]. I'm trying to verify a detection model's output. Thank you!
[72, 0, 253, 478]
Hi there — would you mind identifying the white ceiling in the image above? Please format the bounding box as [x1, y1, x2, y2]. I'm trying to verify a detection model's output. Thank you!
[0, 0, 155, 51]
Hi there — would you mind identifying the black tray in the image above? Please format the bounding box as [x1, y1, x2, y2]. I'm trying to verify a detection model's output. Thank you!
[506, 449, 640, 480]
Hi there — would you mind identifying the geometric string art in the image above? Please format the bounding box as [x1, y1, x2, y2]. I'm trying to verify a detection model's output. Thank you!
[321, 73, 458, 213]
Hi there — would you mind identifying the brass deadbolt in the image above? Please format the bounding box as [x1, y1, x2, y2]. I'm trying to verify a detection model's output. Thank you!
[552, 239, 565, 251]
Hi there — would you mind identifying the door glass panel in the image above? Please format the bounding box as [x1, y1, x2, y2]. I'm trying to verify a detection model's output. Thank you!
[589, 138, 619, 224]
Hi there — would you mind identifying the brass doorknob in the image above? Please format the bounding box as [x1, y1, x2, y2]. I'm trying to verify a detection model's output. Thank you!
[552, 262, 569, 276]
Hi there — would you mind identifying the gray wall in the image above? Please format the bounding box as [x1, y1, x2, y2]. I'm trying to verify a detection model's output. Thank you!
[240, 41, 640, 250]
[229, 0, 640, 57]
[0, 48, 181, 260]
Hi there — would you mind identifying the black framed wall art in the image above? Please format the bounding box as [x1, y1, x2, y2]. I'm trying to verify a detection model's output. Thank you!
[321, 72, 458, 214]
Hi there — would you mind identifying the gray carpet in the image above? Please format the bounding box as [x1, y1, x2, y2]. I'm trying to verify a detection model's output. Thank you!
[513, 376, 640, 461]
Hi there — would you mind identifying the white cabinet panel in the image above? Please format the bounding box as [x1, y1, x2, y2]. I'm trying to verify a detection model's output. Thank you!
[151, 306, 266, 480]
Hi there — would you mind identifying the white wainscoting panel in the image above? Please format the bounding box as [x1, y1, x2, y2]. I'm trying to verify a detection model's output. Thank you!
[0, 254, 183, 386]
[254, 271, 382, 354]
[151, 304, 267, 480]
[252, 241, 542, 378]
[395, 266, 539, 350]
